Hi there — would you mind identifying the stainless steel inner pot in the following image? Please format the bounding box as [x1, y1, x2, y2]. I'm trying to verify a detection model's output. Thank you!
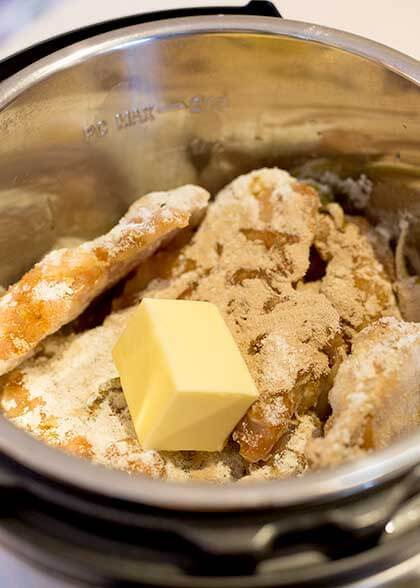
[0, 14, 419, 516]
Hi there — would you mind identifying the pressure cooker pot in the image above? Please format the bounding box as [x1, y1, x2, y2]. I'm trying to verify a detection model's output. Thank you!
[0, 2, 419, 586]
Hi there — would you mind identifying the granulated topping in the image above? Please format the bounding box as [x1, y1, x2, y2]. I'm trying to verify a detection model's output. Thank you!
[116, 168, 398, 464]
[33, 281, 75, 302]
[0, 307, 316, 482]
[0, 168, 404, 481]
[314, 214, 399, 339]
[0, 308, 165, 476]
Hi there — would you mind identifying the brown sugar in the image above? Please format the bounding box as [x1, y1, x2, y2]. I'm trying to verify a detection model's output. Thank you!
[117, 168, 399, 463]
[0, 168, 401, 481]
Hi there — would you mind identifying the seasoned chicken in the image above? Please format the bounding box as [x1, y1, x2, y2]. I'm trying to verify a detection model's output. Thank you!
[115, 168, 399, 462]
[0, 186, 209, 375]
[239, 414, 321, 481]
[314, 208, 399, 340]
[308, 317, 420, 468]
[0, 166, 404, 481]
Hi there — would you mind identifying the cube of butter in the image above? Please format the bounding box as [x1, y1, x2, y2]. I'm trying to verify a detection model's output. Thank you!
[112, 298, 258, 451]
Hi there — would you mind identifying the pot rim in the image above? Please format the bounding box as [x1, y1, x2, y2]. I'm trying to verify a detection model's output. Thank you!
[2, 413, 420, 511]
[0, 15, 419, 511]
[0, 14, 419, 108]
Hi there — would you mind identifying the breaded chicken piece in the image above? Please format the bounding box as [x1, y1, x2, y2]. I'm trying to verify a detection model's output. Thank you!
[308, 318, 420, 468]
[239, 414, 321, 481]
[0, 186, 209, 375]
[314, 210, 399, 340]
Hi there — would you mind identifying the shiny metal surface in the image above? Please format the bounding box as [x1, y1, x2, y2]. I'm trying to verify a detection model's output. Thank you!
[0, 16, 419, 511]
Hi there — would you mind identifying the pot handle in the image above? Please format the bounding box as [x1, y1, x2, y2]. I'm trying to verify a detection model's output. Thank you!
[0, 1, 281, 81]
[173, 468, 420, 574]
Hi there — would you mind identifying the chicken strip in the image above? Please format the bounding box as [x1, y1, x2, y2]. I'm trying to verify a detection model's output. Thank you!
[308, 317, 420, 468]
[314, 207, 399, 340]
[0, 185, 209, 375]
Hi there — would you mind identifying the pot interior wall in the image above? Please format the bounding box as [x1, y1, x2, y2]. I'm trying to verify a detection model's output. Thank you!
[0, 30, 419, 286]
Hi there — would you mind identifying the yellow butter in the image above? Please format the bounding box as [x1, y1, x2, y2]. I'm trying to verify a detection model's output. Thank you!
[112, 298, 258, 451]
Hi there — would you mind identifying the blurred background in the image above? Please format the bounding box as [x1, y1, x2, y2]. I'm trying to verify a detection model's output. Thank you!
[0, 0, 419, 61]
